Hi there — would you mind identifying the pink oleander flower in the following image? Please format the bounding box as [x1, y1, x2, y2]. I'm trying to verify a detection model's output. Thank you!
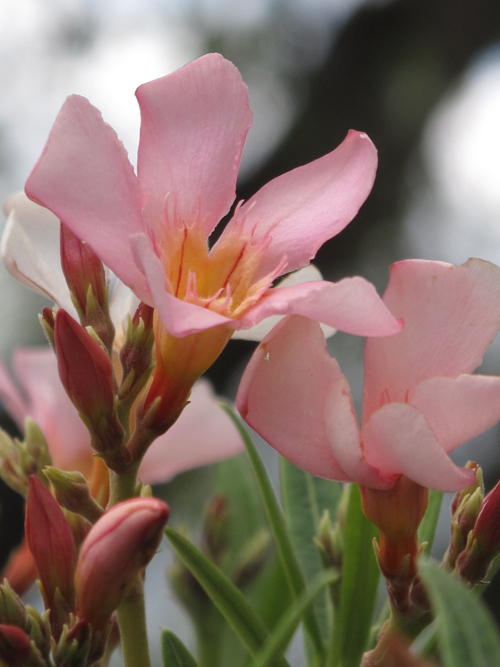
[237, 258, 500, 492]
[22, 53, 400, 395]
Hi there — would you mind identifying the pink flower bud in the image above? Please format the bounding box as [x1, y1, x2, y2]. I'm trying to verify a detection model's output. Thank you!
[54, 309, 114, 420]
[25, 477, 76, 639]
[60, 223, 106, 317]
[74, 497, 169, 631]
[54, 311, 127, 470]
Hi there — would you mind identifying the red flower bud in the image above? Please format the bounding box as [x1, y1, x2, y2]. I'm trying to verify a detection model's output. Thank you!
[54, 311, 127, 469]
[0, 624, 40, 667]
[74, 498, 169, 631]
[457, 478, 500, 584]
[60, 223, 106, 316]
[55, 309, 114, 420]
[25, 477, 76, 609]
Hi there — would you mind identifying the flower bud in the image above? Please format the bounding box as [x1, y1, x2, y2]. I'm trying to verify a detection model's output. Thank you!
[443, 486, 483, 571]
[60, 223, 114, 352]
[44, 467, 104, 524]
[74, 497, 169, 631]
[314, 509, 343, 571]
[0, 418, 51, 498]
[54, 310, 128, 471]
[202, 494, 229, 564]
[232, 528, 271, 587]
[118, 302, 155, 408]
[457, 477, 500, 584]
[25, 607, 51, 660]
[25, 476, 76, 616]
[0, 624, 44, 667]
[0, 580, 26, 628]
[38, 307, 55, 350]
[450, 461, 483, 517]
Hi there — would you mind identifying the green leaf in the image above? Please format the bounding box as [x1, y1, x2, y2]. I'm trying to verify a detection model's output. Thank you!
[280, 457, 342, 640]
[164, 526, 291, 667]
[215, 454, 266, 569]
[418, 490, 443, 556]
[419, 560, 500, 667]
[161, 630, 198, 667]
[221, 404, 325, 662]
[329, 484, 380, 667]
[252, 570, 339, 667]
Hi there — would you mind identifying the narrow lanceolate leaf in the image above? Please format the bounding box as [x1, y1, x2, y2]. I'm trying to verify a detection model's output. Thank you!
[161, 630, 199, 667]
[221, 404, 325, 661]
[280, 457, 342, 640]
[418, 490, 443, 556]
[164, 526, 290, 667]
[419, 560, 500, 667]
[330, 484, 380, 667]
[252, 569, 339, 667]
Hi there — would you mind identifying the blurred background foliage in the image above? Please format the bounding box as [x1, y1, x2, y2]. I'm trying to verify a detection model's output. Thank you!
[2, 0, 500, 663]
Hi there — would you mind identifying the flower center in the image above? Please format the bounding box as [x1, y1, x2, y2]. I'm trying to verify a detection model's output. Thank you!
[157, 206, 284, 319]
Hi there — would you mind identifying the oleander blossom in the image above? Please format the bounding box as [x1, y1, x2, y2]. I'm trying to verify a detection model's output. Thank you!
[24, 53, 400, 346]
[237, 259, 500, 492]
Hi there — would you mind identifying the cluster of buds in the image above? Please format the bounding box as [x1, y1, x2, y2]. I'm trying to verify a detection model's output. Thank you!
[442, 462, 500, 586]
[11, 476, 169, 667]
[38, 223, 165, 475]
[0, 418, 51, 497]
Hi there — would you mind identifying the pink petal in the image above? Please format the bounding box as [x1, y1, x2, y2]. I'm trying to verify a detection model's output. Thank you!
[132, 233, 232, 335]
[362, 403, 476, 492]
[13, 349, 93, 475]
[230, 130, 377, 280]
[139, 380, 243, 484]
[237, 277, 401, 337]
[25, 95, 150, 303]
[232, 265, 336, 341]
[411, 374, 500, 454]
[237, 315, 350, 481]
[0, 355, 28, 427]
[364, 259, 500, 417]
[136, 53, 252, 239]
[1, 194, 76, 314]
[323, 380, 391, 489]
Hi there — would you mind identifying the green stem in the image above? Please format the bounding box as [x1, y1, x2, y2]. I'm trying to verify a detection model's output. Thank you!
[108, 461, 140, 506]
[116, 577, 152, 667]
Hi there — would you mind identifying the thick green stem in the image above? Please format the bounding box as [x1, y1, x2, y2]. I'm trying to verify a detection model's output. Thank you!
[116, 577, 152, 667]
[108, 461, 141, 507]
